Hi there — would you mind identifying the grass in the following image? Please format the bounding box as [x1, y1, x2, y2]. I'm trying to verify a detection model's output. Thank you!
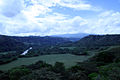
[0, 51, 16, 55]
[0, 52, 96, 71]
[60, 47, 76, 50]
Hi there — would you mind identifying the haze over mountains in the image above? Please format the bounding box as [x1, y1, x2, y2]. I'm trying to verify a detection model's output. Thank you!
[51, 33, 90, 41]
[52, 33, 90, 38]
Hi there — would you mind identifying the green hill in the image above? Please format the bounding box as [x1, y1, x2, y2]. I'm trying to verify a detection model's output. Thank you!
[63, 34, 120, 49]
[0, 35, 27, 52]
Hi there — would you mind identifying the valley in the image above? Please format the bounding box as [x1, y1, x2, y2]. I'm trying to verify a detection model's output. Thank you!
[0, 51, 96, 71]
[0, 34, 120, 80]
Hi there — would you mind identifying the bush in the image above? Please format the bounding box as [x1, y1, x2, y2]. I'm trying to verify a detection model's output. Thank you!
[90, 51, 115, 64]
[27, 61, 52, 70]
[9, 67, 31, 80]
[99, 63, 120, 80]
[69, 71, 89, 80]
[88, 73, 98, 80]
[0, 72, 9, 80]
[53, 62, 65, 73]
[20, 68, 62, 80]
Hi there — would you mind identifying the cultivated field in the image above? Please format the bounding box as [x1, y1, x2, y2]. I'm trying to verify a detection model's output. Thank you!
[0, 53, 95, 71]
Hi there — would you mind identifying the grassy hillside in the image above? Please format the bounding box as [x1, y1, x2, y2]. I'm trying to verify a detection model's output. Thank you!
[0, 35, 27, 52]
[11, 36, 70, 47]
[89, 46, 120, 65]
[62, 34, 120, 51]
[75, 35, 120, 47]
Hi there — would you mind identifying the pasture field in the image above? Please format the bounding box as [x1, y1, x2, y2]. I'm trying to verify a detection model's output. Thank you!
[60, 47, 76, 50]
[0, 51, 16, 55]
[0, 52, 96, 71]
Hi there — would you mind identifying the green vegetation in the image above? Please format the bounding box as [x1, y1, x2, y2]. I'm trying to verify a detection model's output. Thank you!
[12, 36, 69, 47]
[0, 61, 90, 80]
[0, 34, 120, 80]
[99, 62, 120, 80]
[9, 67, 31, 80]
[0, 53, 95, 71]
[0, 35, 28, 52]
[89, 46, 120, 65]
[88, 73, 98, 80]
[0, 51, 16, 55]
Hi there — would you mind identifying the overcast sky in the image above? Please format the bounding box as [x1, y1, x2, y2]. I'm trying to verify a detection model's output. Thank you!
[0, 0, 120, 36]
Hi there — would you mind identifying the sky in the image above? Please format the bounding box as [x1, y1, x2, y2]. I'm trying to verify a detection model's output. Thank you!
[0, 0, 120, 36]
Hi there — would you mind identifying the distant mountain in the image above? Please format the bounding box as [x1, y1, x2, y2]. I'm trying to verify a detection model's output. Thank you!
[52, 33, 89, 38]
[51, 33, 90, 41]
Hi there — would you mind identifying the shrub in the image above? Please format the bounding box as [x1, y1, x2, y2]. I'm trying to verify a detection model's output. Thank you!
[9, 67, 31, 80]
[99, 63, 120, 80]
[53, 62, 65, 73]
[88, 73, 98, 80]
[20, 68, 62, 80]
[69, 71, 89, 80]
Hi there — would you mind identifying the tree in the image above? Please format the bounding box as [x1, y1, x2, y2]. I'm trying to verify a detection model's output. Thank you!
[53, 62, 65, 73]
[9, 67, 31, 80]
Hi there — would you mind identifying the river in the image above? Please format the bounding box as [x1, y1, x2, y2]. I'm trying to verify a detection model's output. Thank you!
[21, 47, 32, 55]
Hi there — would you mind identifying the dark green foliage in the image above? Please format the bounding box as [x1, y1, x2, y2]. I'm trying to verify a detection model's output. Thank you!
[27, 61, 52, 70]
[88, 73, 98, 80]
[53, 62, 65, 73]
[0, 60, 120, 80]
[0, 72, 10, 80]
[12, 36, 69, 47]
[95, 51, 115, 63]
[99, 63, 120, 80]
[69, 65, 83, 73]
[9, 67, 31, 80]
[75, 35, 120, 47]
[115, 57, 120, 63]
[20, 68, 62, 80]
[0, 53, 18, 65]
[0, 35, 28, 52]
[68, 71, 89, 80]
[89, 46, 120, 65]
[63, 35, 120, 51]
[70, 62, 98, 74]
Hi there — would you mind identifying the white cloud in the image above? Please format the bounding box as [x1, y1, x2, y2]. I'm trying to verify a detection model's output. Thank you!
[87, 11, 120, 34]
[58, 0, 100, 11]
[0, 0, 25, 17]
[0, 0, 120, 36]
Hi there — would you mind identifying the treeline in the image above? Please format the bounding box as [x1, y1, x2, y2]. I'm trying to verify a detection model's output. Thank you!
[11, 36, 70, 47]
[0, 60, 120, 80]
[0, 51, 21, 65]
[0, 61, 95, 80]
[20, 47, 88, 57]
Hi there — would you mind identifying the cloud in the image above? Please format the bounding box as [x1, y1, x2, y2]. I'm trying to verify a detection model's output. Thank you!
[57, 0, 100, 11]
[87, 11, 120, 34]
[0, 0, 24, 17]
[0, 0, 120, 36]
